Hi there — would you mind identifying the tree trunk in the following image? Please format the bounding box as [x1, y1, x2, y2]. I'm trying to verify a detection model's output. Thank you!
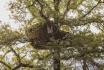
[82, 58, 88, 70]
[52, 48, 60, 70]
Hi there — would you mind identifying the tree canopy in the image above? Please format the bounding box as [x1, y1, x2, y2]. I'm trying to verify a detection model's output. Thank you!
[0, 0, 104, 70]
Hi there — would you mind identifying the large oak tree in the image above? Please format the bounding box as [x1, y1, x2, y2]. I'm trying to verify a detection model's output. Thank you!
[0, 0, 104, 70]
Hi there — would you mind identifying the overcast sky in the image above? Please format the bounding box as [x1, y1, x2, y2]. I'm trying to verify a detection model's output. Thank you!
[0, 0, 10, 22]
[0, 0, 100, 33]
[0, 0, 21, 29]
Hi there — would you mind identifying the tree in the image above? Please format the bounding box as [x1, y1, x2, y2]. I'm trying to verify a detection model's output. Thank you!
[0, 0, 104, 70]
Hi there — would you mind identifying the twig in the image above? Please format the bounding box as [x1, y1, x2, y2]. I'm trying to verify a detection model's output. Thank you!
[80, 0, 101, 19]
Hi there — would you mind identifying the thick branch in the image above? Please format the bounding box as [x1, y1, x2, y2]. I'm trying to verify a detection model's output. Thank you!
[36, 0, 49, 21]
[0, 61, 11, 69]
[53, 0, 61, 12]
[63, 0, 72, 18]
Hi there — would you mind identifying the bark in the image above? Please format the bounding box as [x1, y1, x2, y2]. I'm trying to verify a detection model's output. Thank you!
[52, 48, 60, 70]
[82, 58, 88, 70]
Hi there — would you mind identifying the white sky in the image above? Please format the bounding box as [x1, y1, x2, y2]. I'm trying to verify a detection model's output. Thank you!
[0, 0, 100, 33]
[0, 0, 21, 29]
[0, 0, 10, 21]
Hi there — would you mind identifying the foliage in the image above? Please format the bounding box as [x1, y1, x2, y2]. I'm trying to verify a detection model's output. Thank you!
[0, 0, 104, 70]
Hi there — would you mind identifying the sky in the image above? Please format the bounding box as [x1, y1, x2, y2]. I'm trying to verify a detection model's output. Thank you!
[0, 0, 100, 33]
[0, 0, 10, 21]
[0, 0, 21, 29]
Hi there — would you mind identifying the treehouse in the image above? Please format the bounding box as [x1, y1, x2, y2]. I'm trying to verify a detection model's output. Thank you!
[25, 21, 70, 49]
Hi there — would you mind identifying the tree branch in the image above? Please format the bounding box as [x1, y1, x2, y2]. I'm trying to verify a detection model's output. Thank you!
[36, 0, 49, 21]
[0, 61, 11, 69]
[63, 0, 72, 18]
[9, 46, 21, 63]
[12, 63, 34, 70]
[59, 18, 104, 26]
[80, 0, 101, 19]
[53, 0, 61, 12]
[61, 48, 104, 60]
